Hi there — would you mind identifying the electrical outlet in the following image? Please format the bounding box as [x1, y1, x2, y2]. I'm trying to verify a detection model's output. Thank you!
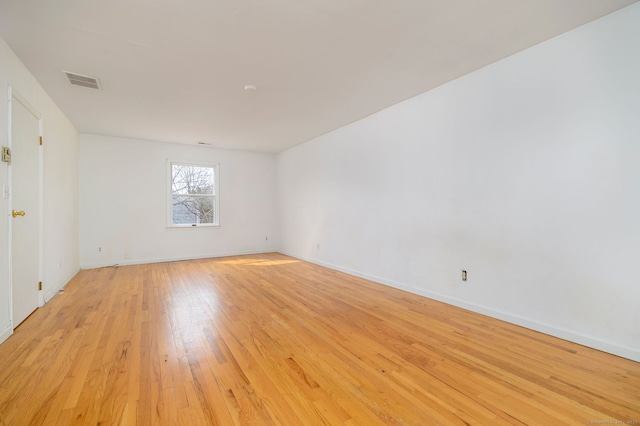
[265, 236, 268, 241]
[462, 270, 467, 281]
[98, 247, 102, 253]
[316, 244, 320, 250]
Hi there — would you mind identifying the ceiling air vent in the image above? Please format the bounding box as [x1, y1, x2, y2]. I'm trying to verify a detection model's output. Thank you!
[62, 71, 101, 89]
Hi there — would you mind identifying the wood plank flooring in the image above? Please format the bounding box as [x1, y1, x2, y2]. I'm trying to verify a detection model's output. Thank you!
[0, 253, 638, 425]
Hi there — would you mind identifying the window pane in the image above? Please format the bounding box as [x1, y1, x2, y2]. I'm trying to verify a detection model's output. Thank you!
[172, 195, 214, 224]
[172, 164, 214, 195]
[169, 161, 218, 227]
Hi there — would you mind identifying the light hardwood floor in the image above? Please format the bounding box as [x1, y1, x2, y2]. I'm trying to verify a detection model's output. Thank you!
[0, 253, 638, 425]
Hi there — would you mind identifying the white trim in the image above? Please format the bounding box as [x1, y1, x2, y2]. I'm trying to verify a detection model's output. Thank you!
[79, 249, 274, 270]
[43, 268, 79, 304]
[280, 251, 640, 363]
[166, 224, 220, 230]
[6, 86, 13, 331]
[10, 89, 42, 119]
[5, 87, 12, 332]
[38, 112, 44, 307]
[0, 324, 12, 346]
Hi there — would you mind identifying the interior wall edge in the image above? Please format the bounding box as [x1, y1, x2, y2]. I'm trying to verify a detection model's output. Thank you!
[0, 325, 11, 346]
[279, 250, 640, 363]
[43, 267, 80, 303]
[79, 249, 277, 271]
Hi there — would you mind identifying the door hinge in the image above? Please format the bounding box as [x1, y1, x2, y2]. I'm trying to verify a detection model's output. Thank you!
[39, 136, 43, 146]
[1, 146, 10, 163]
[38, 281, 42, 291]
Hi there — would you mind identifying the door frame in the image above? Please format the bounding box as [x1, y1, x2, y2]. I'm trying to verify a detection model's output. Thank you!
[7, 86, 44, 329]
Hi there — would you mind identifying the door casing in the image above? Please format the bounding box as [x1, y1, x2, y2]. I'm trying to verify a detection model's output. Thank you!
[7, 86, 44, 329]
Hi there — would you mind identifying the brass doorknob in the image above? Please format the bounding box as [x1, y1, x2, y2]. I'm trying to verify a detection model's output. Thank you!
[12, 210, 25, 217]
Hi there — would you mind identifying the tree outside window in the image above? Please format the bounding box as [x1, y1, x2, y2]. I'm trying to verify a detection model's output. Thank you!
[169, 162, 218, 226]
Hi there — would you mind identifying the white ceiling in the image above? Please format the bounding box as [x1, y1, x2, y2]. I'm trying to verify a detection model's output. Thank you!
[1, 0, 637, 153]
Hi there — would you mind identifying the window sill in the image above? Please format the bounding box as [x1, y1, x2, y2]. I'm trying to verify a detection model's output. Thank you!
[167, 224, 220, 230]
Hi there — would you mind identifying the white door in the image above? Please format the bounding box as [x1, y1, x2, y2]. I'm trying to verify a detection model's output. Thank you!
[10, 93, 41, 328]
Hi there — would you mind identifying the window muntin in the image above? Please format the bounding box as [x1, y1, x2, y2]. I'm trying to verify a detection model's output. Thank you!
[169, 162, 219, 227]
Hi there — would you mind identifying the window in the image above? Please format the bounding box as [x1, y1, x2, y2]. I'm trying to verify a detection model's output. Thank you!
[168, 161, 219, 227]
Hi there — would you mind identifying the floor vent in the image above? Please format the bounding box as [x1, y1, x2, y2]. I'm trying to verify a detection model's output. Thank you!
[62, 71, 101, 89]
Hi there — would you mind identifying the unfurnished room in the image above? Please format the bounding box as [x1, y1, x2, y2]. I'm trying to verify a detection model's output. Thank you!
[0, 0, 639, 424]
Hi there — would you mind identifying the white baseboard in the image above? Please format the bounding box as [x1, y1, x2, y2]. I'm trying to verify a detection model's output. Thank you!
[79, 249, 277, 270]
[280, 251, 640, 363]
[0, 324, 12, 345]
[43, 267, 80, 304]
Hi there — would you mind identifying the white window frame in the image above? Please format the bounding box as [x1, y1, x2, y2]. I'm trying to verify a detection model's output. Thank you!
[167, 160, 220, 228]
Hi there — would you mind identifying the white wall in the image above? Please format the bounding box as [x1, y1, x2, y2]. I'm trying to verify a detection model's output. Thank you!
[0, 36, 79, 344]
[277, 4, 640, 361]
[79, 135, 277, 267]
